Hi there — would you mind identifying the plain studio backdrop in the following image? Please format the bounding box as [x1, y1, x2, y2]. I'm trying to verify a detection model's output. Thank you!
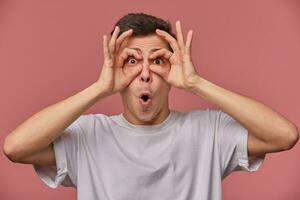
[0, 0, 299, 199]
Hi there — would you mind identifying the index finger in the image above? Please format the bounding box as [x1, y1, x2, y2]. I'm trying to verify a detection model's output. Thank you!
[115, 29, 134, 53]
[155, 29, 180, 54]
[116, 48, 142, 68]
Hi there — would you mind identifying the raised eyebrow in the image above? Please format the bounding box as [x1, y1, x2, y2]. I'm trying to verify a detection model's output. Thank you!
[128, 47, 141, 52]
[150, 48, 162, 53]
[128, 47, 162, 53]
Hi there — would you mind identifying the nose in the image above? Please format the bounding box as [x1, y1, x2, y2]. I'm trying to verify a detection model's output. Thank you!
[140, 60, 151, 83]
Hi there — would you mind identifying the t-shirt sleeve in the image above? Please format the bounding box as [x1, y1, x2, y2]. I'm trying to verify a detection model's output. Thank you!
[213, 110, 266, 179]
[33, 118, 82, 188]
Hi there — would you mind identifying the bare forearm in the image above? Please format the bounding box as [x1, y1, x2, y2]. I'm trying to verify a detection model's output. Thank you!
[190, 76, 298, 144]
[4, 82, 106, 161]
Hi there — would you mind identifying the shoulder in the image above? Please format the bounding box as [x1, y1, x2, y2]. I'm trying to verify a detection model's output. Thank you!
[72, 114, 97, 128]
[181, 108, 231, 133]
[184, 108, 221, 121]
[75, 113, 112, 125]
[174, 108, 221, 131]
[69, 113, 113, 134]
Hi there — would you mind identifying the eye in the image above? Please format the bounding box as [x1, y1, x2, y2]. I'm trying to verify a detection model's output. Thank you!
[127, 57, 138, 65]
[153, 58, 164, 65]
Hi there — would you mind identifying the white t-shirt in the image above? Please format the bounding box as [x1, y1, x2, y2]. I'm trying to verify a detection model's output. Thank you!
[33, 108, 265, 200]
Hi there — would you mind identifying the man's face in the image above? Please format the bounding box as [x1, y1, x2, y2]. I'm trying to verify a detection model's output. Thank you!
[119, 34, 171, 125]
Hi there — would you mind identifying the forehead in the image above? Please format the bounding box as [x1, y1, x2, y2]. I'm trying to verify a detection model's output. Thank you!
[119, 34, 169, 53]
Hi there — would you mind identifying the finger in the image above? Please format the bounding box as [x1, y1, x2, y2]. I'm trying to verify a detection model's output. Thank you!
[103, 35, 110, 60]
[102, 35, 114, 69]
[149, 48, 173, 61]
[175, 20, 185, 51]
[155, 29, 180, 54]
[109, 26, 120, 54]
[185, 30, 193, 55]
[115, 29, 133, 53]
[116, 48, 142, 67]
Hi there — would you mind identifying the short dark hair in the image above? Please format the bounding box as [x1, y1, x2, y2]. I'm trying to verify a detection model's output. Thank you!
[110, 12, 176, 51]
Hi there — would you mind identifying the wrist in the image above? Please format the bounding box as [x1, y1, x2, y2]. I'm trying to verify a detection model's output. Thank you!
[188, 76, 223, 105]
[186, 75, 204, 94]
[90, 82, 111, 100]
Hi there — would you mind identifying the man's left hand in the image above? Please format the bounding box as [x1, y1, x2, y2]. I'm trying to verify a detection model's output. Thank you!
[149, 20, 200, 92]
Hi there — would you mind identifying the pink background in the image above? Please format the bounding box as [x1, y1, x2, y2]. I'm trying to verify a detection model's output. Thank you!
[1, 0, 299, 199]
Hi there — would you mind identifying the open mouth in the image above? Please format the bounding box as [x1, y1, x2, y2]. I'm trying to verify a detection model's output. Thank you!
[139, 92, 152, 106]
[141, 94, 150, 102]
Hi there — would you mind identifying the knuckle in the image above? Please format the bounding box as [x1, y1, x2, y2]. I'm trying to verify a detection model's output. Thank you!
[123, 48, 136, 55]
[119, 47, 128, 53]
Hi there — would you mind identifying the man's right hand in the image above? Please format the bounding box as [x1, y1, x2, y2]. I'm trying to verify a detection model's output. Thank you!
[96, 26, 143, 97]
[3, 26, 143, 166]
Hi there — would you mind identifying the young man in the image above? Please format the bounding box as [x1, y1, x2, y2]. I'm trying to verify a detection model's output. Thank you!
[3, 13, 299, 199]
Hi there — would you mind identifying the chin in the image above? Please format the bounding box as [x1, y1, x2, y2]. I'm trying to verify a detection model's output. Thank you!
[134, 108, 157, 123]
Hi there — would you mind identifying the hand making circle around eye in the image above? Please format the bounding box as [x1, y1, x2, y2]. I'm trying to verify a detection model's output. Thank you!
[149, 20, 200, 91]
[126, 57, 164, 66]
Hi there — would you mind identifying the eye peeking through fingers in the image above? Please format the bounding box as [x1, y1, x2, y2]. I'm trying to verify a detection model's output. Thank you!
[125, 56, 166, 66]
[153, 58, 164, 65]
[126, 56, 139, 65]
